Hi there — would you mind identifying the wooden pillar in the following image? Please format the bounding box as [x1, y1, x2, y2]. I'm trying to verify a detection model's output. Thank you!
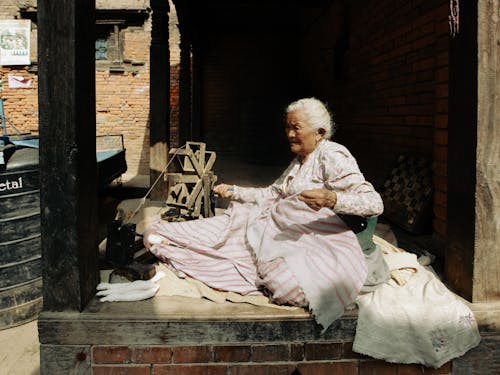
[38, 0, 99, 311]
[178, 28, 192, 145]
[472, 0, 500, 302]
[150, 0, 170, 200]
[446, 0, 500, 302]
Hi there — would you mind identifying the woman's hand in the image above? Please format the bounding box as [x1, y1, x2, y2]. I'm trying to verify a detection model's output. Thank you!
[143, 229, 156, 249]
[143, 229, 169, 249]
[298, 188, 337, 211]
[213, 184, 234, 198]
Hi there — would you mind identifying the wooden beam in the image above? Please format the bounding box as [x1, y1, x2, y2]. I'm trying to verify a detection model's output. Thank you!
[38, 0, 99, 311]
[149, 0, 170, 200]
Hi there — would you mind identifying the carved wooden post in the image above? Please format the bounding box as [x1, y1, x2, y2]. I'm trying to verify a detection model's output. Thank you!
[150, 0, 170, 200]
[38, 0, 99, 311]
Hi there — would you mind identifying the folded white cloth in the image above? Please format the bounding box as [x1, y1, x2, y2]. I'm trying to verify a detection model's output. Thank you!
[354, 236, 481, 368]
[97, 271, 165, 302]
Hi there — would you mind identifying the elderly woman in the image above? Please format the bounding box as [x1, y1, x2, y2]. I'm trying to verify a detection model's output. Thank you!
[144, 97, 389, 330]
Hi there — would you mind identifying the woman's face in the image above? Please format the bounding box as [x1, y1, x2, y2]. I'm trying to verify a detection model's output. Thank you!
[285, 110, 322, 158]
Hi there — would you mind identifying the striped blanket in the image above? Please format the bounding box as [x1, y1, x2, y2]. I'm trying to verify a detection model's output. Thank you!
[149, 195, 367, 330]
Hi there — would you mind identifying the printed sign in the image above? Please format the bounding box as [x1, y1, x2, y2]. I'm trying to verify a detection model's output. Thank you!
[0, 20, 31, 66]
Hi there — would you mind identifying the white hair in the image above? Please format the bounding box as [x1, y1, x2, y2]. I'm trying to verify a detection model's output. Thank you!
[285, 97, 334, 139]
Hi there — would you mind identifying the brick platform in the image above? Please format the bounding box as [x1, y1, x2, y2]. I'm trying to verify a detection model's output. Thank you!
[87, 343, 453, 375]
[38, 296, 500, 374]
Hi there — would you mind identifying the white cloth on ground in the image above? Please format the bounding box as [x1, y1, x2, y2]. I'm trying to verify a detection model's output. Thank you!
[353, 236, 481, 368]
[97, 271, 166, 302]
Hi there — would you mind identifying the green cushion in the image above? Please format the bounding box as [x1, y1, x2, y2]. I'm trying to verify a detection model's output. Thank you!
[356, 216, 378, 255]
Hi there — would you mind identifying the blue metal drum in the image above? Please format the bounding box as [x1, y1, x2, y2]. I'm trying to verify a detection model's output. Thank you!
[0, 144, 42, 329]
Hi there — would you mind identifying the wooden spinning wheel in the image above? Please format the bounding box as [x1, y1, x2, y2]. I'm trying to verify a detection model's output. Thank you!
[165, 142, 217, 219]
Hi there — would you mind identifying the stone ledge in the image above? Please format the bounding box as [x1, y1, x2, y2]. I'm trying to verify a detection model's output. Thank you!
[468, 301, 500, 334]
[38, 295, 499, 346]
[38, 295, 357, 346]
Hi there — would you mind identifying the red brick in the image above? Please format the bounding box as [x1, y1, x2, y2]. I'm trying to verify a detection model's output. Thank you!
[434, 114, 448, 128]
[433, 218, 447, 237]
[171, 346, 212, 363]
[436, 98, 448, 113]
[434, 130, 448, 145]
[417, 93, 434, 105]
[436, 362, 452, 374]
[133, 346, 172, 364]
[434, 190, 447, 206]
[433, 161, 447, 177]
[342, 342, 370, 359]
[435, 83, 449, 98]
[359, 360, 398, 374]
[251, 344, 289, 362]
[416, 116, 433, 126]
[398, 364, 428, 374]
[413, 57, 435, 72]
[230, 364, 296, 375]
[153, 364, 227, 375]
[297, 361, 358, 375]
[92, 365, 151, 375]
[290, 343, 304, 361]
[93, 346, 132, 364]
[433, 175, 447, 193]
[212, 345, 251, 362]
[436, 67, 449, 83]
[398, 362, 451, 374]
[416, 70, 434, 83]
[304, 342, 343, 360]
[436, 51, 449, 67]
[433, 145, 448, 162]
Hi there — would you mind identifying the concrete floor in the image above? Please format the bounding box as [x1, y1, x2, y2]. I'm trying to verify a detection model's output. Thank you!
[0, 320, 40, 375]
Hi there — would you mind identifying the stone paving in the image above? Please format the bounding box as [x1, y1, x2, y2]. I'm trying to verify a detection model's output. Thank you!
[0, 320, 40, 375]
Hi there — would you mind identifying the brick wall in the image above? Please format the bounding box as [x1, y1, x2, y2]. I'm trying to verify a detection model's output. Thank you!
[0, 66, 39, 134]
[95, 69, 150, 176]
[169, 0, 180, 148]
[0, 1, 164, 177]
[199, 9, 302, 165]
[90, 343, 452, 375]
[197, 1, 449, 240]
[0, 0, 39, 135]
[298, 0, 449, 240]
[95, 23, 151, 176]
[344, 0, 449, 240]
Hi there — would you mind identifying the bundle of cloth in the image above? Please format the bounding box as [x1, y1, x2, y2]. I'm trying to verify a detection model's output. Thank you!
[354, 235, 480, 368]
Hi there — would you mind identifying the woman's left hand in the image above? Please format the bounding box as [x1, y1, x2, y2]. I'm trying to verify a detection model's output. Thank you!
[298, 188, 337, 211]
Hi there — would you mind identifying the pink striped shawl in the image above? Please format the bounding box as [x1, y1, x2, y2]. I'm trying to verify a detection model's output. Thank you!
[246, 195, 367, 330]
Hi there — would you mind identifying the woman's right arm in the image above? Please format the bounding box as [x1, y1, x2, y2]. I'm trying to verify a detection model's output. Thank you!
[214, 159, 298, 203]
[213, 183, 280, 203]
[232, 184, 281, 203]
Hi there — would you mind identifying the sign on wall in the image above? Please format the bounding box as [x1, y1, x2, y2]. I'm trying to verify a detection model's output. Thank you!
[0, 20, 31, 66]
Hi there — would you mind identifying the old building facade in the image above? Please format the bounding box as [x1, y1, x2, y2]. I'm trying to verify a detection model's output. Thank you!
[0, 0, 182, 177]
